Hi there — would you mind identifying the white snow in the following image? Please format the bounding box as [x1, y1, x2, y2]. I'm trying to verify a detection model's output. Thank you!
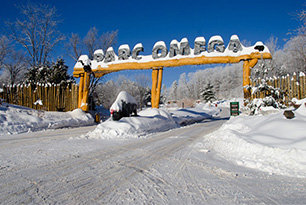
[81, 104, 220, 140]
[208, 35, 224, 43]
[1, 100, 305, 203]
[78, 55, 90, 65]
[106, 47, 115, 52]
[230, 34, 239, 40]
[180, 37, 188, 43]
[82, 109, 178, 139]
[292, 97, 306, 106]
[94, 49, 104, 55]
[195, 36, 205, 42]
[133, 43, 143, 49]
[118, 44, 130, 50]
[170, 39, 179, 45]
[153, 41, 166, 47]
[2, 94, 304, 179]
[110, 91, 137, 112]
[75, 55, 90, 68]
[198, 99, 306, 178]
[33, 99, 43, 105]
[0, 103, 95, 135]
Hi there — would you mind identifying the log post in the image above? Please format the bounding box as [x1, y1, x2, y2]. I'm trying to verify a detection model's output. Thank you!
[156, 68, 163, 108]
[78, 74, 84, 109]
[243, 59, 258, 104]
[151, 68, 158, 108]
[151, 67, 163, 108]
[80, 72, 91, 111]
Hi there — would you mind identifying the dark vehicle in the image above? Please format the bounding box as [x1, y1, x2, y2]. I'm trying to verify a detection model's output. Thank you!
[110, 91, 137, 121]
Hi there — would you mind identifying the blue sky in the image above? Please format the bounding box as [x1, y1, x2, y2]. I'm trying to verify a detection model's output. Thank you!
[0, 0, 305, 87]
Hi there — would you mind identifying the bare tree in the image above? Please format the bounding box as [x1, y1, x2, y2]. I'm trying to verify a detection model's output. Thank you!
[84, 27, 99, 59]
[67, 27, 118, 61]
[297, 10, 306, 36]
[66, 33, 82, 62]
[99, 30, 118, 53]
[1, 50, 27, 85]
[67, 27, 118, 104]
[0, 35, 10, 67]
[6, 3, 65, 67]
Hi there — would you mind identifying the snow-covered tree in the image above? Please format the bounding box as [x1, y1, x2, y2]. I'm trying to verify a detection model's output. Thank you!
[134, 74, 151, 108]
[47, 59, 74, 84]
[95, 80, 118, 109]
[283, 35, 306, 73]
[200, 83, 215, 102]
[160, 84, 167, 104]
[25, 59, 73, 84]
[177, 73, 188, 99]
[95, 74, 151, 109]
[168, 80, 178, 101]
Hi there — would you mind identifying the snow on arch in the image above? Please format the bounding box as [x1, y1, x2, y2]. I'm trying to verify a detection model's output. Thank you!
[153, 41, 167, 48]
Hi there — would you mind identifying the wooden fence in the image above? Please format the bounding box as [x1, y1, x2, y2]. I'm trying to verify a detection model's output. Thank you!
[0, 83, 79, 111]
[250, 72, 305, 105]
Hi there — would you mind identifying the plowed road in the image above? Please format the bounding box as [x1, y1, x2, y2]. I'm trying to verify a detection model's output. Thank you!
[0, 118, 305, 204]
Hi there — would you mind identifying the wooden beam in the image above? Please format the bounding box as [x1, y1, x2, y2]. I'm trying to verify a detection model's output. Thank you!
[73, 52, 272, 78]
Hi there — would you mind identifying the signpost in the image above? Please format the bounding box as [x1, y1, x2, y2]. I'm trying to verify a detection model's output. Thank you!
[230, 102, 240, 116]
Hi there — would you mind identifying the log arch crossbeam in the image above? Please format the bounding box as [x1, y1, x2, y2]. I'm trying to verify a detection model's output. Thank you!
[73, 36, 272, 111]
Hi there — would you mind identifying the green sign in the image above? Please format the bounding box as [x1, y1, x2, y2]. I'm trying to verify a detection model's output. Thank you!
[230, 102, 239, 116]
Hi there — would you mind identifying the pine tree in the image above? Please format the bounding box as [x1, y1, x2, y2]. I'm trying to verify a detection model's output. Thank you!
[48, 59, 74, 84]
[25, 59, 74, 84]
[25, 64, 50, 83]
[200, 83, 215, 102]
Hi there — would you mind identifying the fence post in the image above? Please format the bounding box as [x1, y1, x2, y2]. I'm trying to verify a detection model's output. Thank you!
[293, 73, 297, 99]
[300, 72, 305, 99]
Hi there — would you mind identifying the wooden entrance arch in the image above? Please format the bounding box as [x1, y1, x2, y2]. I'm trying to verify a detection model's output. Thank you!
[73, 35, 272, 111]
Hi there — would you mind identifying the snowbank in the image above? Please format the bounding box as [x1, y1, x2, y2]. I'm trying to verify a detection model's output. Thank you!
[82, 109, 178, 139]
[81, 105, 220, 140]
[0, 103, 95, 135]
[200, 99, 306, 178]
[171, 103, 220, 125]
[110, 91, 137, 111]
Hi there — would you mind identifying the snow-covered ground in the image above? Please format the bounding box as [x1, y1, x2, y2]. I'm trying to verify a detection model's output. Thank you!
[197, 99, 306, 178]
[81, 104, 221, 140]
[1, 100, 306, 203]
[1, 99, 306, 179]
[0, 103, 95, 135]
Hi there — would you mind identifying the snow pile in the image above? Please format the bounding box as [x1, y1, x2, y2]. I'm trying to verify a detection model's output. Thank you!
[110, 91, 137, 111]
[201, 99, 306, 178]
[82, 105, 220, 140]
[82, 108, 178, 139]
[171, 103, 221, 125]
[195, 102, 222, 116]
[0, 103, 95, 135]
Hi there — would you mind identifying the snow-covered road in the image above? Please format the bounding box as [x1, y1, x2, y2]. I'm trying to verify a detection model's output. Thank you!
[1, 118, 306, 204]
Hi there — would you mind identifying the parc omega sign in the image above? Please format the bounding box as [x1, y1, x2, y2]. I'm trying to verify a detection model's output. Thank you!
[90, 35, 254, 65]
[74, 35, 272, 111]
